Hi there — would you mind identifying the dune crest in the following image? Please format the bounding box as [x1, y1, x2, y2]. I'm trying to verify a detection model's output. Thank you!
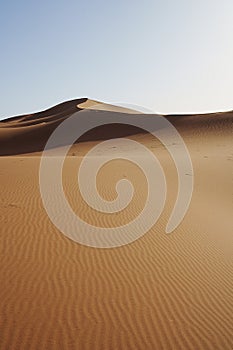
[0, 98, 232, 155]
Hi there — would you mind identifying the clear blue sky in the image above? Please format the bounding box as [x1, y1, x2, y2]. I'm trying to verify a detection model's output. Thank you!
[1, 0, 233, 119]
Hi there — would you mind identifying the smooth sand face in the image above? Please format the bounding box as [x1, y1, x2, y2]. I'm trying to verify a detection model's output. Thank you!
[0, 100, 233, 349]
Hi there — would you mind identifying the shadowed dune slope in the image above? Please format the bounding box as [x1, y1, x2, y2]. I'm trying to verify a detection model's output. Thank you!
[0, 98, 232, 155]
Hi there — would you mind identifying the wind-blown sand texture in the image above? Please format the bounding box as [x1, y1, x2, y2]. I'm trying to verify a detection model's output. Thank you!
[0, 99, 232, 349]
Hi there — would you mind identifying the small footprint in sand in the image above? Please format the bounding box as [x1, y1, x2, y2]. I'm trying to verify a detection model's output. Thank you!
[2, 203, 20, 209]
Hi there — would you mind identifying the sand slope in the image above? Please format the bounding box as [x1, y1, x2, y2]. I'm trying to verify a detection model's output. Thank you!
[0, 99, 232, 349]
[0, 99, 143, 155]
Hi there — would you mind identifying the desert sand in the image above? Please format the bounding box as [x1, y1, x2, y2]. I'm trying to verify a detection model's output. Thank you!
[0, 99, 232, 349]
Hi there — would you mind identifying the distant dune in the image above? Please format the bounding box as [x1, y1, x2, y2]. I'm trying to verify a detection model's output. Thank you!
[0, 98, 144, 155]
[0, 99, 233, 350]
[0, 98, 232, 155]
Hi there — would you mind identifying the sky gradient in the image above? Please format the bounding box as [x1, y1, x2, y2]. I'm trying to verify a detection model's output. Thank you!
[1, 0, 233, 119]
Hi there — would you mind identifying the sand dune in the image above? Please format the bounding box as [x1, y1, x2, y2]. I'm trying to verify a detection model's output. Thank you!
[0, 99, 233, 349]
[1, 98, 232, 156]
[0, 99, 144, 155]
